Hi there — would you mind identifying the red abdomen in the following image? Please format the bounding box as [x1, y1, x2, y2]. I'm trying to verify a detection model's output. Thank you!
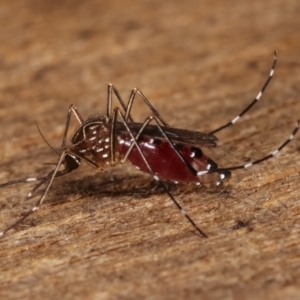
[117, 135, 223, 184]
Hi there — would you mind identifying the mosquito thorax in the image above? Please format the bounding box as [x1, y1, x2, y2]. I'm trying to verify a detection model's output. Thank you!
[71, 117, 113, 166]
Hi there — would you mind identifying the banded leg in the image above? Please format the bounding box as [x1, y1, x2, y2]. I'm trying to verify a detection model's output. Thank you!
[214, 120, 300, 173]
[210, 51, 278, 135]
[198, 120, 300, 175]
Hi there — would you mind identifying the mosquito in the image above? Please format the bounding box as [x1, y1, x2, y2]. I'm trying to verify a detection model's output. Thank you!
[0, 51, 298, 238]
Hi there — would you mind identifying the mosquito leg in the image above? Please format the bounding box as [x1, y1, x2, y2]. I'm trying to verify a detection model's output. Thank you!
[0, 152, 82, 236]
[107, 84, 129, 120]
[107, 84, 139, 123]
[210, 51, 278, 135]
[0, 177, 45, 189]
[27, 179, 48, 198]
[124, 88, 169, 127]
[110, 106, 118, 164]
[214, 120, 299, 173]
[114, 107, 207, 238]
[107, 84, 169, 126]
[0, 150, 63, 236]
[60, 105, 84, 151]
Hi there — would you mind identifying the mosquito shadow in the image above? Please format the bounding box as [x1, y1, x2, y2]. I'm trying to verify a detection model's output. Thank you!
[44, 173, 167, 204]
[43, 171, 230, 207]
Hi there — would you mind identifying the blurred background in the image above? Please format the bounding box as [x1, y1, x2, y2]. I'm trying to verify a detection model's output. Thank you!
[1, 1, 300, 299]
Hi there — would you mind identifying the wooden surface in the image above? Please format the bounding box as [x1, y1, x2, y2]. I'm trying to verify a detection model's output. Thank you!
[1, 0, 300, 299]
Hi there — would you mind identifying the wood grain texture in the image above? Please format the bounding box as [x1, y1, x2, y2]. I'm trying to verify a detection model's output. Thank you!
[1, 0, 300, 299]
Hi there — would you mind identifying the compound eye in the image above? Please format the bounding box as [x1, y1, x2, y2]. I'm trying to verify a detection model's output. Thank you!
[65, 153, 81, 171]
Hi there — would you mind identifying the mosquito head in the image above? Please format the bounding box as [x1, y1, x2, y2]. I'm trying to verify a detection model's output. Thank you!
[64, 153, 81, 173]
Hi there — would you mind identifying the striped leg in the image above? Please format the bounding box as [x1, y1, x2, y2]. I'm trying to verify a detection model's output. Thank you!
[210, 51, 278, 135]
[199, 120, 300, 176]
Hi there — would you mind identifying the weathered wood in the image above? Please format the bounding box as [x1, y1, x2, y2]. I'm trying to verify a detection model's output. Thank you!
[1, 1, 300, 299]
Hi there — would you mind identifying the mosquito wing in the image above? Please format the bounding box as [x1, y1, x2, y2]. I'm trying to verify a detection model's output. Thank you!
[115, 121, 218, 148]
